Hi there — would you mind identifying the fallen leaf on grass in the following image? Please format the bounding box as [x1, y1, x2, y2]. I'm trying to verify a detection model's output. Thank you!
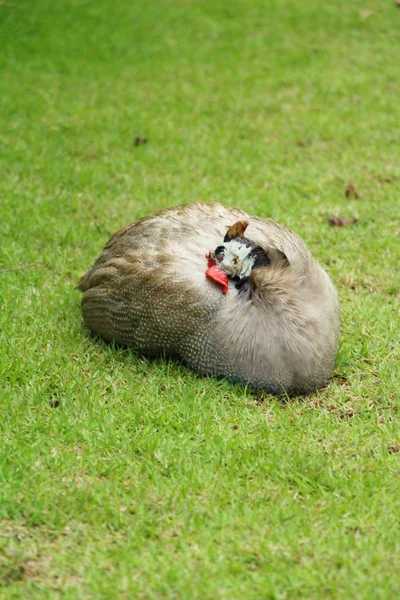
[327, 217, 358, 227]
[345, 183, 360, 199]
[134, 136, 148, 146]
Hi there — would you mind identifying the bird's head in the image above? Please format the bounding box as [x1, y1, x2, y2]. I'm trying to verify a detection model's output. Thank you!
[212, 220, 270, 280]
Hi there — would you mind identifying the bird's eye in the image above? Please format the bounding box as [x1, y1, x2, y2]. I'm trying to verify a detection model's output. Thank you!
[214, 245, 225, 262]
[233, 257, 238, 265]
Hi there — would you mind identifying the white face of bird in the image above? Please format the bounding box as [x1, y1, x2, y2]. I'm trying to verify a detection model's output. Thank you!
[215, 240, 254, 279]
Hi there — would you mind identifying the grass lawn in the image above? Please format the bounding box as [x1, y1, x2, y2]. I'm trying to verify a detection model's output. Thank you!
[1, 0, 400, 597]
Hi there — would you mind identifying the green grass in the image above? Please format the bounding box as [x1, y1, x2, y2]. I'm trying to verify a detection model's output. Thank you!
[1, 0, 400, 597]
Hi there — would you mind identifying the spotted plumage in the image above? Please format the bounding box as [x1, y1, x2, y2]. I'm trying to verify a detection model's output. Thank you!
[78, 203, 340, 395]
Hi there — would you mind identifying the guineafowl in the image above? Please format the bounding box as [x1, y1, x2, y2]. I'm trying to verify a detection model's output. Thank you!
[78, 203, 340, 395]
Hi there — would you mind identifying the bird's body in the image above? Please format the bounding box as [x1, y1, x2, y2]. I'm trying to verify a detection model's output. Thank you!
[78, 203, 340, 395]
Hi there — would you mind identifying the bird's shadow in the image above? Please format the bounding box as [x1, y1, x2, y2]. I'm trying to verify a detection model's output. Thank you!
[82, 328, 310, 406]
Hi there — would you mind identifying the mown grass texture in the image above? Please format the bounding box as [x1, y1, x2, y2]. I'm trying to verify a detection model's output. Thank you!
[1, 0, 400, 598]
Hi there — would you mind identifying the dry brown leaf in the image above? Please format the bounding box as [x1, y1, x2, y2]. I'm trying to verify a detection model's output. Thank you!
[134, 136, 148, 146]
[328, 216, 358, 227]
[345, 183, 360, 199]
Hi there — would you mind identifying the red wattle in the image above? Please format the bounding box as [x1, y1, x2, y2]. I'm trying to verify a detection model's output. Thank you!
[205, 264, 229, 294]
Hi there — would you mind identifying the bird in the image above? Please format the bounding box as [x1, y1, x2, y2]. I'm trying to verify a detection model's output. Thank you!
[78, 203, 340, 395]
